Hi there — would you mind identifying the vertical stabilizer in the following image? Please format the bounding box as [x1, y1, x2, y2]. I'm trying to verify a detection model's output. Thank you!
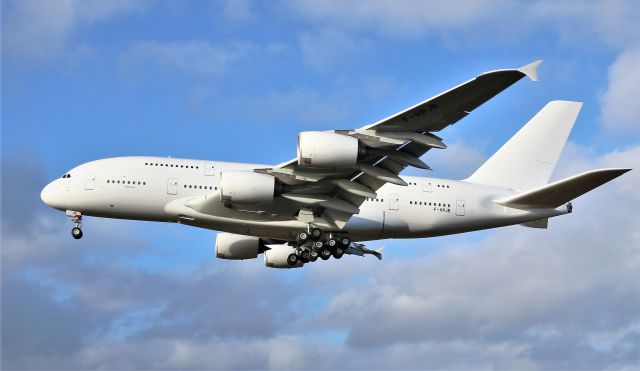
[466, 101, 582, 191]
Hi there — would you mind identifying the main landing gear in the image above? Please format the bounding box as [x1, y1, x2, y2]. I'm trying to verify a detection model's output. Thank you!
[67, 210, 83, 239]
[287, 226, 351, 266]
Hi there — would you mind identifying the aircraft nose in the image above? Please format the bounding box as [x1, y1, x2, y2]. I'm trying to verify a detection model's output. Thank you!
[40, 182, 54, 206]
[41, 180, 63, 209]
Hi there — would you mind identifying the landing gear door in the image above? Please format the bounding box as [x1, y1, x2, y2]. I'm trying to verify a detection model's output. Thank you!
[422, 180, 433, 192]
[456, 200, 465, 216]
[204, 163, 216, 176]
[84, 175, 96, 190]
[167, 178, 178, 195]
[389, 194, 399, 211]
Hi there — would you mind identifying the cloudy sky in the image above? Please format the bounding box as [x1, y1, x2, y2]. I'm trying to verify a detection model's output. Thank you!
[2, 0, 639, 369]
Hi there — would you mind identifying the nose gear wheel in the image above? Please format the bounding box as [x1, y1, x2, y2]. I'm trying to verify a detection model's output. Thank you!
[67, 211, 83, 240]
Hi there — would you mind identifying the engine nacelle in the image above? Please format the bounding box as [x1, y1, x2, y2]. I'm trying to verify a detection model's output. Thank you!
[264, 244, 304, 269]
[219, 171, 278, 204]
[215, 233, 266, 260]
[297, 131, 364, 168]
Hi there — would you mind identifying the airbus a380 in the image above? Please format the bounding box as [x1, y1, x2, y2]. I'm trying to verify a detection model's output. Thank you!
[41, 61, 630, 268]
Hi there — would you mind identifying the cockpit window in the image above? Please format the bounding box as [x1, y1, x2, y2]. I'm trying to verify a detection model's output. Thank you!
[61, 174, 71, 179]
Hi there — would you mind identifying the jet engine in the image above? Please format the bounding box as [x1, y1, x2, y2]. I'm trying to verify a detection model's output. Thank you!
[215, 233, 267, 260]
[264, 244, 304, 268]
[219, 171, 281, 204]
[297, 131, 366, 167]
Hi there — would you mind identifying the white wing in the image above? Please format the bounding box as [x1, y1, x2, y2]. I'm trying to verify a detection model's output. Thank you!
[252, 61, 541, 228]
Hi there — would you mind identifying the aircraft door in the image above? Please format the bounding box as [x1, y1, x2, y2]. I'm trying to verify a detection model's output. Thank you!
[456, 200, 465, 216]
[422, 180, 433, 192]
[167, 178, 178, 195]
[204, 163, 216, 176]
[84, 175, 96, 190]
[389, 194, 399, 210]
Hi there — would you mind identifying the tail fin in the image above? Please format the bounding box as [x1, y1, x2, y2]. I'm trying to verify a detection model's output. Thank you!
[495, 168, 631, 209]
[466, 101, 582, 191]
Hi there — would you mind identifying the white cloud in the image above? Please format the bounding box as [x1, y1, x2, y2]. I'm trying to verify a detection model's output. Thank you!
[119, 40, 254, 78]
[415, 141, 487, 179]
[289, 0, 640, 49]
[214, 0, 256, 23]
[2, 0, 147, 62]
[298, 29, 372, 71]
[528, 0, 640, 50]
[290, 0, 517, 38]
[600, 49, 640, 134]
[208, 73, 402, 131]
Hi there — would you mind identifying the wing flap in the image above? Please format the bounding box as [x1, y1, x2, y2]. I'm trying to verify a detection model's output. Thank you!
[520, 218, 548, 229]
[331, 179, 377, 198]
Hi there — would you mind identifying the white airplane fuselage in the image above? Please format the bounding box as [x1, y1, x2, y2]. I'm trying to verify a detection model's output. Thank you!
[41, 156, 568, 242]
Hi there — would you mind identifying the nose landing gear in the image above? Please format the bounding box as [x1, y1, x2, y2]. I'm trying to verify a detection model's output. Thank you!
[66, 210, 83, 239]
[71, 227, 83, 239]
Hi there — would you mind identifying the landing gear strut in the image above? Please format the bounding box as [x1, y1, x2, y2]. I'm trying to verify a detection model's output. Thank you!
[67, 210, 83, 239]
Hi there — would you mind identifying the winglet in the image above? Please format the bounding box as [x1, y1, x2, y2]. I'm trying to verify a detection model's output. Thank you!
[518, 60, 543, 81]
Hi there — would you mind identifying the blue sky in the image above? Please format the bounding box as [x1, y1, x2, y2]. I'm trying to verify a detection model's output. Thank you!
[2, 1, 640, 369]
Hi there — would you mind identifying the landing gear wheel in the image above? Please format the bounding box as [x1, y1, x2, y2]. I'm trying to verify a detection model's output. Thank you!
[300, 250, 310, 263]
[309, 249, 319, 261]
[312, 240, 324, 251]
[71, 227, 83, 240]
[287, 253, 299, 266]
[340, 236, 351, 247]
[320, 247, 332, 260]
[326, 238, 337, 248]
[309, 227, 322, 241]
[296, 231, 309, 245]
[332, 246, 345, 259]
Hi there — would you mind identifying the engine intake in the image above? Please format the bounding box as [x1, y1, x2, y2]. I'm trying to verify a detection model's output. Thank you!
[297, 132, 366, 168]
[264, 244, 304, 268]
[215, 233, 267, 260]
[219, 171, 281, 204]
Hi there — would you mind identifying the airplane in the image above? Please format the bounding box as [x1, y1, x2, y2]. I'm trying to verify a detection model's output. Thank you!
[41, 60, 630, 268]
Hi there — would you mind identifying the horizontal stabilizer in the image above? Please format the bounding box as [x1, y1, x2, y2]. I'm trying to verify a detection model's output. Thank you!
[495, 168, 630, 209]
